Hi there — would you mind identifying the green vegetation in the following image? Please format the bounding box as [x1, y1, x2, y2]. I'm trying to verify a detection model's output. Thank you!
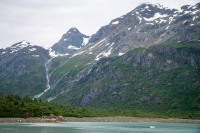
[42, 54, 95, 99]
[0, 93, 171, 118]
[51, 54, 95, 79]
[51, 45, 200, 119]
[0, 44, 199, 119]
[160, 41, 200, 49]
[0, 55, 46, 97]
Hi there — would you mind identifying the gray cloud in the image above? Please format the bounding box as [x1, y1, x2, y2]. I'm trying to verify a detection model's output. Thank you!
[0, 0, 199, 48]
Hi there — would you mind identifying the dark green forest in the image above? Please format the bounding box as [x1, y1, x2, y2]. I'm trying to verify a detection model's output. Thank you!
[0, 94, 199, 119]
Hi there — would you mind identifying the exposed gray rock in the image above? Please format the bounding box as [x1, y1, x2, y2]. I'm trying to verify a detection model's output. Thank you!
[76, 2, 200, 61]
[0, 41, 50, 96]
[51, 27, 89, 54]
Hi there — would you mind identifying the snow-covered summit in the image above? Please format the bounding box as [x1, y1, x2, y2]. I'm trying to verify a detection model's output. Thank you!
[11, 40, 31, 48]
[86, 2, 200, 60]
[51, 27, 90, 55]
[8, 40, 32, 53]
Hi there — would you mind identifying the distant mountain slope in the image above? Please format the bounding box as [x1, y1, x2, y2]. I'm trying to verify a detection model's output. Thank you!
[0, 41, 50, 96]
[0, 2, 199, 118]
[76, 2, 200, 61]
[42, 2, 200, 103]
[51, 44, 200, 117]
[51, 27, 89, 55]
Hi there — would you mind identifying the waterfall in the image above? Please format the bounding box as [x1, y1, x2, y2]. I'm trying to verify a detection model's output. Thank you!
[33, 58, 52, 99]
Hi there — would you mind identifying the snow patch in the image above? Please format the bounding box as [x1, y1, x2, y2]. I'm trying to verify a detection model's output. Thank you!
[32, 55, 40, 57]
[191, 10, 199, 15]
[118, 52, 125, 56]
[183, 11, 192, 14]
[137, 16, 142, 24]
[105, 43, 110, 46]
[49, 48, 69, 58]
[21, 40, 30, 45]
[47, 96, 57, 102]
[159, 19, 167, 23]
[1, 51, 6, 55]
[128, 27, 132, 30]
[70, 50, 86, 58]
[145, 5, 149, 9]
[136, 29, 140, 33]
[193, 16, 198, 21]
[168, 17, 174, 24]
[10, 40, 32, 53]
[29, 48, 36, 52]
[146, 23, 154, 25]
[183, 21, 188, 24]
[165, 26, 170, 30]
[95, 43, 114, 61]
[112, 20, 119, 25]
[64, 39, 67, 41]
[68, 45, 80, 50]
[144, 13, 168, 21]
[89, 38, 106, 51]
[95, 48, 112, 61]
[83, 37, 89, 45]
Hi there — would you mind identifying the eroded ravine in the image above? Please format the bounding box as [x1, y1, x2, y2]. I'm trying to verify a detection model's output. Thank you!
[33, 58, 52, 99]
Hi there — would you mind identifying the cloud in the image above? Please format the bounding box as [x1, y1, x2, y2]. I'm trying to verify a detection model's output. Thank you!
[0, 0, 198, 48]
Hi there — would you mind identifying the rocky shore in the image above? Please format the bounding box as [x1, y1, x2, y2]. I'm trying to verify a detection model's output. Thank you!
[0, 116, 200, 124]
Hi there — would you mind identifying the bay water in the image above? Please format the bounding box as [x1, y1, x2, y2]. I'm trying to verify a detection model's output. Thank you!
[0, 122, 199, 133]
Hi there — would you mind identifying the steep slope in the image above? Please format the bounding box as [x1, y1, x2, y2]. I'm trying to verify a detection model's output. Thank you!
[0, 41, 50, 97]
[76, 2, 200, 61]
[42, 54, 95, 102]
[51, 44, 200, 117]
[43, 2, 200, 102]
[51, 27, 90, 55]
[0, 2, 199, 118]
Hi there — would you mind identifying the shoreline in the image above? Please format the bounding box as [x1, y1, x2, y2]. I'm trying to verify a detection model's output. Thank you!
[0, 117, 200, 124]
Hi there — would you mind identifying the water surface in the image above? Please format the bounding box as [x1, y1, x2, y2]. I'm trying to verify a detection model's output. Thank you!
[0, 122, 199, 133]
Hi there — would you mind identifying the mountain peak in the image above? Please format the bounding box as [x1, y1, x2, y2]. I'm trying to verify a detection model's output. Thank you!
[51, 27, 90, 55]
[11, 40, 31, 49]
[136, 3, 171, 10]
[68, 27, 79, 32]
[133, 2, 177, 18]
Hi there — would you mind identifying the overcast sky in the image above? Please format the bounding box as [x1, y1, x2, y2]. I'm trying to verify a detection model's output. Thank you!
[0, 0, 199, 48]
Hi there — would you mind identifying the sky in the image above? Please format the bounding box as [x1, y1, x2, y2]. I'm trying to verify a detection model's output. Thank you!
[0, 0, 199, 48]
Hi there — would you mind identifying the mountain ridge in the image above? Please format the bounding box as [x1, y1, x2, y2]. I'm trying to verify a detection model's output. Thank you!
[0, 2, 199, 118]
[51, 27, 90, 55]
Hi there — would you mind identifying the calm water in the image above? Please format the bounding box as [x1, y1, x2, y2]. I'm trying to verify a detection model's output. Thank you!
[0, 122, 199, 133]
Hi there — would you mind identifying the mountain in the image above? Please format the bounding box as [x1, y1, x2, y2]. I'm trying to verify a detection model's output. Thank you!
[0, 2, 199, 118]
[40, 2, 200, 117]
[75, 2, 200, 61]
[0, 41, 50, 96]
[51, 27, 90, 55]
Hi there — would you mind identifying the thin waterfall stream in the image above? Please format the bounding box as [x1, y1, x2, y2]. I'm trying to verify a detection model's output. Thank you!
[33, 58, 52, 99]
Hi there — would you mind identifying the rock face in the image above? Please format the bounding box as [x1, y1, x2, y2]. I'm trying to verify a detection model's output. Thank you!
[52, 45, 200, 112]
[75, 2, 200, 61]
[51, 27, 90, 54]
[41, 2, 200, 110]
[0, 2, 200, 115]
[0, 41, 50, 96]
